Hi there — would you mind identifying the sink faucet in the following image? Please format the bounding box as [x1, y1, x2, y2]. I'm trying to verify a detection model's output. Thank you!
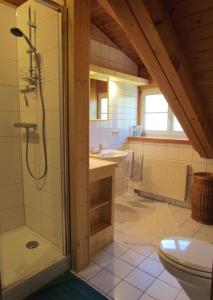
[98, 144, 103, 153]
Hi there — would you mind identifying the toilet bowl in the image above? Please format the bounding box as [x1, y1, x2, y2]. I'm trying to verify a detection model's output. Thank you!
[158, 237, 213, 300]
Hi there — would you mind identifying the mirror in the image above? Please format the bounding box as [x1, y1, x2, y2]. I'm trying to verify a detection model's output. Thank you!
[89, 78, 108, 120]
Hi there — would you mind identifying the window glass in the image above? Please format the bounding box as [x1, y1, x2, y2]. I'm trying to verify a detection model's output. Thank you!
[100, 98, 108, 120]
[145, 113, 168, 131]
[173, 115, 183, 132]
[142, 91, 186, 137]
[145, 94, 168, 113]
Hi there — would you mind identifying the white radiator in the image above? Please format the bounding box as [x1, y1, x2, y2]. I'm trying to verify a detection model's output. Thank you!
[141, 158, 188, 202]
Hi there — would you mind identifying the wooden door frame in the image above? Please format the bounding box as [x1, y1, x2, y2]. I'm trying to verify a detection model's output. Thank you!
[67, 0, 90, 272]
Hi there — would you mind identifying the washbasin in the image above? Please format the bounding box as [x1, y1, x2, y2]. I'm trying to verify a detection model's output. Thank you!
[90, 149, 128, 163]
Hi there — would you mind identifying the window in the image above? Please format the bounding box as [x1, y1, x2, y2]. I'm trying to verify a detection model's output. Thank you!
[142, 90, 185, 137]
[99, 96, 108, 120]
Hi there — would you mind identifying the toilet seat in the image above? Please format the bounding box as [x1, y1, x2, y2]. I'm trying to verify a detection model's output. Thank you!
[159, 236, 213, 279]
[159, 249, 212, 280]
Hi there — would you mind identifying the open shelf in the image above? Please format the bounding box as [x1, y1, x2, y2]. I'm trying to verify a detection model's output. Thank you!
[90, 177, 112, 237]
[90, 203, 111, 237]
[90, 199, 110, 211]
[90, 221, 110, 236]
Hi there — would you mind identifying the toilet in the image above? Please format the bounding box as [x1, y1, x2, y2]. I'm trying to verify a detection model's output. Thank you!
[158, 237, 213, 300]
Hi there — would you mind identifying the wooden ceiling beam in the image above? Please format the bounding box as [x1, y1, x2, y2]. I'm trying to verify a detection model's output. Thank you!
[98, 0, 213, 158]
[3, 0, 26, 6]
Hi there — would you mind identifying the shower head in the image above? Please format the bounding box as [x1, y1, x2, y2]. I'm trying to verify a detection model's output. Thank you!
[10, 27, 23, 37]
[10, 27, 36, 52]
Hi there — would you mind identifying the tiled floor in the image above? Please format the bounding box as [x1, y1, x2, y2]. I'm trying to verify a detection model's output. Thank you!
[78, 192, 213, 300]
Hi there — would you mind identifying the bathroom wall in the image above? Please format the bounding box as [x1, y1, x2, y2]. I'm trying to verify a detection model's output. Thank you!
[90, 40, 138, 195]
[90, 39, 138, 76]
[128, 141, 213, 206]
[0, 4, 25, 234]
[17, 0, 63, 248]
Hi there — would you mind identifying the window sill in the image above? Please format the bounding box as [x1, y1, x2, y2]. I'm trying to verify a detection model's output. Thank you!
[127, 136, 191, 145]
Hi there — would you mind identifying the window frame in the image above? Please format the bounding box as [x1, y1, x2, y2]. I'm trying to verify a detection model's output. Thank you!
[141, 88, 187, 138]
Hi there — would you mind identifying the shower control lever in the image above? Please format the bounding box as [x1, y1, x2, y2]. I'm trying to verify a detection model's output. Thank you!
[14, 122, 37, 130]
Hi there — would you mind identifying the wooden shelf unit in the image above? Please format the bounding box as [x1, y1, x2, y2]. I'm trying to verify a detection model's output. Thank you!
[90, 177, 112, 237]
[89, 160, 117, 256]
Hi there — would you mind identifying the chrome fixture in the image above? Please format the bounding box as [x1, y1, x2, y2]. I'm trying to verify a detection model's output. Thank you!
[11, 20, 47, 180]
[10, 27, 36, 53]
[14, 122, 37, 130]
[20, 85, 36, 106]
[26, 241, 39, 249]
[98, 144, 103, 153]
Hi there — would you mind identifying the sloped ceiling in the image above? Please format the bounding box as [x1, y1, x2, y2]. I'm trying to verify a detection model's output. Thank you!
[97, 0, 213, 158]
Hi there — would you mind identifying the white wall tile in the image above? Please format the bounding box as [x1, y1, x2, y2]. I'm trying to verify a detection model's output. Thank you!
[0, 85, 19, 111]
[41, 191, 62, 224]
[25, 207, 41, 233]
[0, 205, 25, 234]
[0, 58, 18, 86]
[0, 161, 22, 186]
[165, 146, 179, 161]
[37, 15, 59, 52]
[178, 146, 192, 162]
[41, 214, 62, 248]
[0, 29, 17, 61]
[0, 137, 21, 161]
[0, 112, 20, 137]
[0, 184, 23, 211]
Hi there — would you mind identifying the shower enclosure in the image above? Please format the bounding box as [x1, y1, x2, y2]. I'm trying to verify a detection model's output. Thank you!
[0, 0, 70, 299]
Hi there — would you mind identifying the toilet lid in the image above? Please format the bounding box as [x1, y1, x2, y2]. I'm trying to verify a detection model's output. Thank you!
[159, 237, 213, 273]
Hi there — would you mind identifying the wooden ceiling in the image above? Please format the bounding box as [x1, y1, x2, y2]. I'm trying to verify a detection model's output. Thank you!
[165, 0, 213, 126]
[90, 0, 151, 79]
[90, 0, 141, 66]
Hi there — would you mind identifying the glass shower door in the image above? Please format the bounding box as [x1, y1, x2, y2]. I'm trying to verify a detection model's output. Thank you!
[0, 0, 69, 294]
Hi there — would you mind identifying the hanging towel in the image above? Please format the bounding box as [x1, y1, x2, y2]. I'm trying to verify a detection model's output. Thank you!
[125, 150, 133, 179]
[132, 153, 143, 181]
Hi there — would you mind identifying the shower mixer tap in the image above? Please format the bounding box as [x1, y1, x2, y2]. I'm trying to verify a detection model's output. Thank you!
[14, 122, 37, 130]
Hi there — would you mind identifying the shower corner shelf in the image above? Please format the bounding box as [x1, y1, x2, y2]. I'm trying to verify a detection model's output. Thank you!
[89, 160, 117, 256]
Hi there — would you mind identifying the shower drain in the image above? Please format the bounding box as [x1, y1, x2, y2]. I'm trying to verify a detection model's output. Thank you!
[26, 241, 39, 249]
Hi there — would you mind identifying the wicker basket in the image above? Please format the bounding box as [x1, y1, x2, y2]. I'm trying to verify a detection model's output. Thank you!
[191, 172, 213, 225]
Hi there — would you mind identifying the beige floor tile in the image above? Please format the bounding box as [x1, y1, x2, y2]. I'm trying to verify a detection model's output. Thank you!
[139, 294, 155, 300]
[146, 279, 179, 300]
[120, 249, 146, 266]
[108, 280, 142, 300]
[89, 269, 121, 294]
[138, 258, 164, 277]
[158, 270, 181, 290]
[78, 262, 102, 281]
[104, 241, 129, 257]
[175, 290, 190, 300]
[132, 245, 155, 256]
[124, 268, 155, 292]
[149, 250, 160, 262]
[92, 250, 116, 268]
[106, 258, 134, 279]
